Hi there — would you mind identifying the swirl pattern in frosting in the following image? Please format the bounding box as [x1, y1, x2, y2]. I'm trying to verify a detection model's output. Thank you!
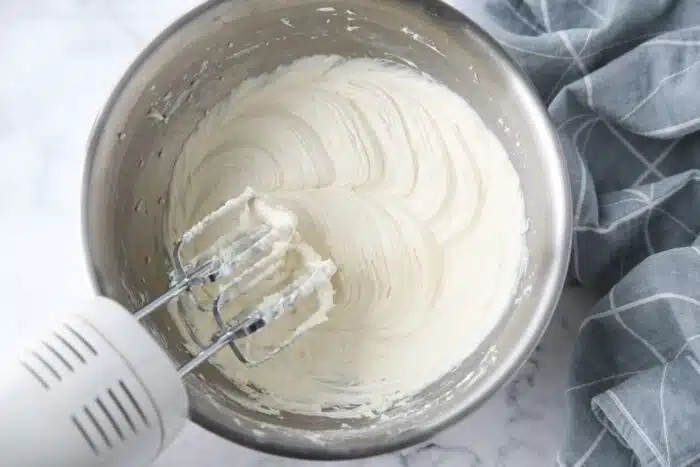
[168, 55, 527, 418]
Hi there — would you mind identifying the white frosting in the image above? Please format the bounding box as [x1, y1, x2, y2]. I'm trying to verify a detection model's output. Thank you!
[167, 55, 527, 418]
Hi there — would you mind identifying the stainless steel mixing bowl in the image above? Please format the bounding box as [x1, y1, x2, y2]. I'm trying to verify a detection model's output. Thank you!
[83, 0, 571, 459]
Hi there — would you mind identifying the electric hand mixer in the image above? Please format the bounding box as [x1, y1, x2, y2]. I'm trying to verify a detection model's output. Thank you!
[0, 188, 338, 467]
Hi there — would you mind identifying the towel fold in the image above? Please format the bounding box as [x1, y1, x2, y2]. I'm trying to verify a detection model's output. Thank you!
[459, 0, 700, 464]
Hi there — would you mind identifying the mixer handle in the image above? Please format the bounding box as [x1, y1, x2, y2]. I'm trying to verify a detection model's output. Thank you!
[0, 297, 188, 467]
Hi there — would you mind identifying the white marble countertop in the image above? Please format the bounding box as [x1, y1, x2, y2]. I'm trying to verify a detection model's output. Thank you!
[0, 1, 599, 465]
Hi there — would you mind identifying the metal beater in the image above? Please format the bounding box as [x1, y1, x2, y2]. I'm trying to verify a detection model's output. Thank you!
[136, 187, 337, 374]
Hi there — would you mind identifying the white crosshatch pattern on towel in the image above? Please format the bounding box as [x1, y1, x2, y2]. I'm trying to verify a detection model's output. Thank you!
[454, 0, 700, 465]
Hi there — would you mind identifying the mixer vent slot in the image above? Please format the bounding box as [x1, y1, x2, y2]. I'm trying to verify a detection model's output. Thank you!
[63, 323, 98, 356]
[72, 415, 98, 455]
[108, 388, 137, 433]
[97, 396, 125, 441]
[20, 360, 49, 389]
[30, 350, 61, 383]
[41, 340, 74, 372]
[119, 380, 150, 427]
[84, 405, 112, 449]
[54, 330, 87, 363]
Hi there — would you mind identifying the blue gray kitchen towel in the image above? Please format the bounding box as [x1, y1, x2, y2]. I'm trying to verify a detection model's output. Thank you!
[460, 0, 700, 465]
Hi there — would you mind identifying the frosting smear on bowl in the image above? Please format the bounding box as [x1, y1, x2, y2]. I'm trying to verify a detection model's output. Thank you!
[168, 54, 527, 418]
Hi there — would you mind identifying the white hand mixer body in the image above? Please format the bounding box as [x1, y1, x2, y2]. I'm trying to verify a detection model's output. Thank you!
[0, 188, 338, 467]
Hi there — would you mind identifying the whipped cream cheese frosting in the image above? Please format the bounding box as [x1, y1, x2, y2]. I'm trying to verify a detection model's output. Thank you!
[167, 54, 527, 418]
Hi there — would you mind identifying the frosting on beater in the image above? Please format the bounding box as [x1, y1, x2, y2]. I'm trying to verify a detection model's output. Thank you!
[167, 55, 527, 418]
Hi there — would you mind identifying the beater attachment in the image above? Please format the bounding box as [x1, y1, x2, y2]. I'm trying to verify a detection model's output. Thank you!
[135, 187, 338, 375]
